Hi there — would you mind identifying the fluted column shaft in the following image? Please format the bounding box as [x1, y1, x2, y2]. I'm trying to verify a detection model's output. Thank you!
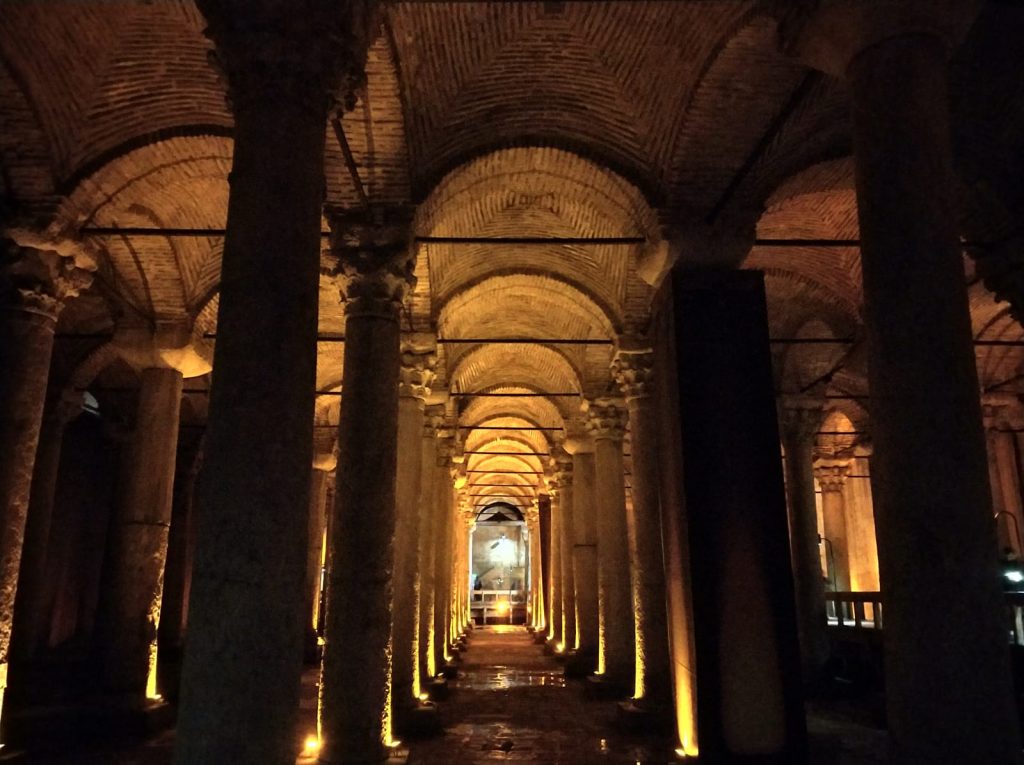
[779, 400, 829, 684]
[613, 349, 672, 711]
[587, 399, 634, 692]
[0, 237, 93, 728]
[103, 367, 183, 701]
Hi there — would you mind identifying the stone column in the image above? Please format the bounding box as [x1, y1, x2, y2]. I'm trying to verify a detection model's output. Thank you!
[305, 453, 334, 662]
[318, 209, 415, 764]
[433, 437, 455, 669]
[672, 269, 806, 761]
[786, 5, 1020, 759]
[102, 366, 184, 702]
[585, 398, 634, 695]
[552, 452, 576, 651]
[564, 438, 597, 668]
[778, 397, 830, 684]
[390, 340, 435, 729]
[612, 347, 673, 716]
[526, 505, 545, 631]
[418, 405, 443, 684]
[984, 396, 1024, 554]
[10, 390, 82, 671]
[814, 458, 852, 593]
[174, 4, 374, 762]
[0, 235, 93, 726]
[545, 481, 563, 647]
[844, 443, 880, 593]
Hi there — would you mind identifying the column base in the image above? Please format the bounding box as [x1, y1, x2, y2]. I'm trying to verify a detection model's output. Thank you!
[584, 674, 629, 700]
[3, 696, 173, 754]
[440, 660, 459, 679]
[393, 700, 442, 739]
[310, 744, 410, 765]
[615, 699, 672, 733]
[532, 631, 549, 645]
[425, 676, 449, 701]
[563, 650, 597, 678]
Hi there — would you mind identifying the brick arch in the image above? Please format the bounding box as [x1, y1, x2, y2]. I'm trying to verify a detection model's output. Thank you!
[0, 55, 56, 203]
[449, 343, 581, 405]
[460, 386, 569, 431]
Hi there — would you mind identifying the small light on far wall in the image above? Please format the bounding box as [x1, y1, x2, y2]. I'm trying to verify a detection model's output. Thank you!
[1006, 570, 1024, 584]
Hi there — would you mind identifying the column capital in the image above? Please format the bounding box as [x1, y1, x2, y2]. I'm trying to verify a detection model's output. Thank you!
[198, 0, 379, 116]
[111, 319, 213, 378]
[610, 346, 655, 401]
[814, 457, 851, 491]
[776, 0, 981, 78]
[2, 232, 96, 319]
[777, 395, 826, 444]
[423, 404, 446, 437]
[582, 397, 628, 443]
[313, 448, 338, 472]
[982, 393, 1024, 432]
[325, 207, 416, 321]
[398, 337, 436, 401]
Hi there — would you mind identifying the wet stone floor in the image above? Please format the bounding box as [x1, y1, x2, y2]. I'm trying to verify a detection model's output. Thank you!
[9, 624, 890, 764]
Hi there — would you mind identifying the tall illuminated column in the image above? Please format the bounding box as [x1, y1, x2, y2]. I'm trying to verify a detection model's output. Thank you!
[844, 443, 880, 592]
[612, 348, 672, 715]
[814, 458, 851, 593]
[418, 405, 443, 683]
[305, 451, 335, 660]
[545, 477, 563, 646]
[552, 452, 576, 650]
[786, 4, 1019, 759]
[585, 398, 634, 695]
[526, 504, 545, 631]
[391, 339, 435, 728]
[433, 436, 456, 668]
[318, 208, 415, 764]
[0, 234, 93, 730]
[983, 395, 1024, 554]
[174, 4, 374, 762]
[564, 436, 597, 669]
[778, 397, 829, 683]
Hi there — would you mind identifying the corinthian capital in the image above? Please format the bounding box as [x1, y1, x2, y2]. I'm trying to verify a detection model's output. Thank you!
[199, 0, 379, 115]
[814, 458, 851, 492]
[583, 397, 628, 443]
[611, 347, 655, 401]
[2, 232, 96, 319]
[399, 336, 437, 400]
[325, 207, 416, 320]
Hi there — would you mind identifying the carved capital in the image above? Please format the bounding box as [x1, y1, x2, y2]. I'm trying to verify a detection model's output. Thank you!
[611, 347, 655, 401]
[776, 0, 981, 77]
[982, 393, 1024, 432]
[111, 319, 213, 378]
[325, 207, 416, 320]
[398, 339, 436, 400]
[423, 404, 446, 438]
[777, 395, 825, 444]
[199, 0, 378, 116]
[814, 458, 851, 491]
[2, 233, 96, 319]
[583, 397, 629, 443]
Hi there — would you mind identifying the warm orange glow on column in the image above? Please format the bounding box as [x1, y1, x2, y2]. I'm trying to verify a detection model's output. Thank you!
[146, 641, 161, 700]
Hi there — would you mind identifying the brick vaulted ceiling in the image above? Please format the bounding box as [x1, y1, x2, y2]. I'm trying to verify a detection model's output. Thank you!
[4, 1, 1024, 504]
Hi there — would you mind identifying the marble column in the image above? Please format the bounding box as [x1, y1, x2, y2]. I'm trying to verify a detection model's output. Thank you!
[319, 209, 415, 764]
[0, 236, 93, 726]
[672, 269, 806, 761]
[814, 458, 852, 594]
[174, 4, 373, 762]
[778, 397, 830, 684]
[553, 453, 576, 651]
[418, 406, 443, 684]
[526, 506, 545, 631]
[10, 390, 82, 672]
[565, 439, 597, 663]
[612, 348, 673, 715]
[305, 455, 334, 662]
[545, 481, 563, 646]
[844, 444, 880, 593]
[786, 5, 1019, 759]
[391, 341, 435, 726]
[433, 438, 455, 669]
[103, 366, 184, 701]
[585, 398, 634, 695]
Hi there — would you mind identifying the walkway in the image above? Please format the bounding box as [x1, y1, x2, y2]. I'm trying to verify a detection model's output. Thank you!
[405, 625, 674, 764]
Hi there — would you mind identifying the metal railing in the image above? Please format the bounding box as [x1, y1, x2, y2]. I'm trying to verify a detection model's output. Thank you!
[825, 591, 883, 630]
